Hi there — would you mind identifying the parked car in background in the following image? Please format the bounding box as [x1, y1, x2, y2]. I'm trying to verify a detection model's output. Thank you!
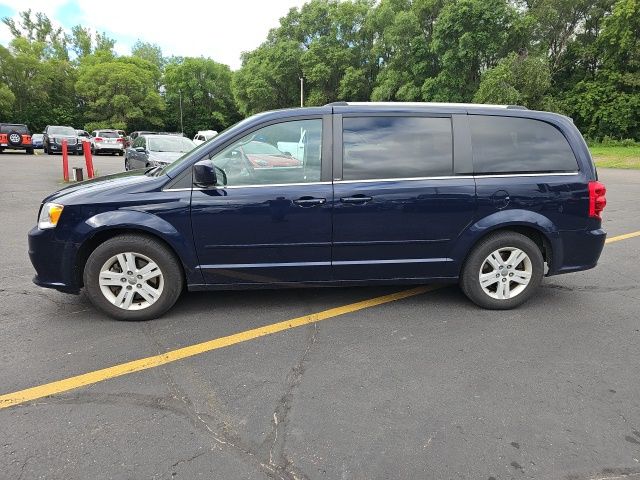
[90, 129, 124, 156]
[76, 130, 91, 140]
[124, 134, 196, 170]
[43, 125, 80, 155]
[0, 123, 34, 154]
[158, 131, 185, 137]
[31, 133, 44, 149]
[129, 131, 157, 143]
[193, 130, 218, 146]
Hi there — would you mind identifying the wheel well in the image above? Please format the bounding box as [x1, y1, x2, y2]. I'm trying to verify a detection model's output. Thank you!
[469, 226, 553, 269]
[75, 229, 185, 287]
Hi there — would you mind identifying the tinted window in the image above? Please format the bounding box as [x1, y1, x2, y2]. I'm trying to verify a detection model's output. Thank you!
[1, 124, 28, 134]
[342, 117, 453, 180]
[209, 119, 322, 186]
[98, 131, 119, 138]
[470, 116, 578, 174]
[49, 126, 76, 135]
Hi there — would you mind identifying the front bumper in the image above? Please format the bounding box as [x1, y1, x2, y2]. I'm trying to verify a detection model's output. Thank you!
[28, 226, 80, 293]
[49, 143, 82, 152]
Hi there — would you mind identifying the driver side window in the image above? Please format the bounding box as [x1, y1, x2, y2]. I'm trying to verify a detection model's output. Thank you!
[210, 119, 322, 187]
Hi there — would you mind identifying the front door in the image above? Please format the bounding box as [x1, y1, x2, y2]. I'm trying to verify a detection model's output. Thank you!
[332, 115, 476, 280]
[190, 117, 332, 285]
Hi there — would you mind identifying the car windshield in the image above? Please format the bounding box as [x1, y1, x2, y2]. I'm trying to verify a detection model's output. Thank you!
[158, 114, 264, 177]
[98, 132, 119, 138]
[148, 136, 196, 153]
[32, 134, 43, 140]
[241, 141, 286, 156]
[1, 124, 29, 134]
[49, 126, 76, 135]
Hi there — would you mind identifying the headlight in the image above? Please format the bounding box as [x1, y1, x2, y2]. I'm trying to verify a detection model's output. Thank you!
[38, 203, 64, 229]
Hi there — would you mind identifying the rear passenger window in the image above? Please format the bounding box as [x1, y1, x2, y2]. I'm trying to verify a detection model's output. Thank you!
[342, 117, 453, 180]
[470, 116, 578, 174]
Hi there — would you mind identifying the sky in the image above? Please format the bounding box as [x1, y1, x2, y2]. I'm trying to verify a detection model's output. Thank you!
[0, 0, 308, 70]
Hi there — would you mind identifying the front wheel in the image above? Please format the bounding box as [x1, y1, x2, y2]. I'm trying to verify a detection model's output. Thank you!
[83, 235, 184, 321]
[460, 231, 544, 310]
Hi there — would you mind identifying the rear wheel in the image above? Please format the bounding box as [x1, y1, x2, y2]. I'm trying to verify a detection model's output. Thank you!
[460, 231, 544, 310]
[83, 235, 184, 321]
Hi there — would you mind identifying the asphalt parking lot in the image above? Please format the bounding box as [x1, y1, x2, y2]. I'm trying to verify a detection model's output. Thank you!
[1, 151, 639, 480]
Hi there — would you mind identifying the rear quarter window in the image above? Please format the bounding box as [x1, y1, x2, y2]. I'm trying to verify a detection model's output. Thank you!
[469, 115, 578, 174]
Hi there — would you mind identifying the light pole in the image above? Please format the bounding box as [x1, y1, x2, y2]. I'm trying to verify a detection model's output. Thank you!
[299, 77, 304, 107]
[179, 89, 184, 135]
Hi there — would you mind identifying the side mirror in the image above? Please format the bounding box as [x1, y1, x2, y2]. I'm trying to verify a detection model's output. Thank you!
[193, 160, 217, 187]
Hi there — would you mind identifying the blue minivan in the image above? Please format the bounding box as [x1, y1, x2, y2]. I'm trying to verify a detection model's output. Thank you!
[28, 103, 607, 321]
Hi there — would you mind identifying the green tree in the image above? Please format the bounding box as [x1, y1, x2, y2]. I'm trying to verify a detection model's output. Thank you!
[474, 52, 551, 109]
[233, 40, 303, 116]
[371, 0, 444, 101]
[164, 57, 238, 136]
[131, 41, 164, 71]
[558, 0, 640, 139]
[76, 56, 164, 131]
[425, 0, 522, 102]
[0, 83, 15, 119]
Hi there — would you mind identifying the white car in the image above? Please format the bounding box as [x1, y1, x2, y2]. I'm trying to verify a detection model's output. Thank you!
[193, 130, 218, 146]
[90, 129, 125, 156]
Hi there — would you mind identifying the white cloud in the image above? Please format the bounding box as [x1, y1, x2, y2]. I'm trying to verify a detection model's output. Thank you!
[0, 0, 308, 69]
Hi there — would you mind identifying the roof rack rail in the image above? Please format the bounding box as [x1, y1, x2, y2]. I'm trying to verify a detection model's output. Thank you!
[323, 101, 530, 110]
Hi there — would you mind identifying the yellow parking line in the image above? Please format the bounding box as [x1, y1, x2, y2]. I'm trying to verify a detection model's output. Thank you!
[605, 231, 640, 244]
[0, 285, 439, 411]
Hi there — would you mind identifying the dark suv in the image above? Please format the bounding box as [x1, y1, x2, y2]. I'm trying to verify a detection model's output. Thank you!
[43, 125, 82, 155]
[28, 102, 607, 321]
[0, 123, 34, 154]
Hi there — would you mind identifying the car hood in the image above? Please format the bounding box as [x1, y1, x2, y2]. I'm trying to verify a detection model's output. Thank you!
[43, 169, 167, 205]
[148, 151, 185, 164]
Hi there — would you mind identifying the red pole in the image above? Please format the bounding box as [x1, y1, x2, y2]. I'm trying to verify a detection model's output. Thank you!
[83, 140, 95, 179]
[61, 139, 69, 182]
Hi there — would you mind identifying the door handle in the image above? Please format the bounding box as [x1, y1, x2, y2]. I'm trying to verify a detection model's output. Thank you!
[293, 196, 326, 207]
[340, 195, 372, 204]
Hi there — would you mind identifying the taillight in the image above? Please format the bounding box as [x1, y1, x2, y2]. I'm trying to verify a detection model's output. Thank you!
[588, 181, 606, 219]
[117, 138, 124, 143]
[95, 137, 103, 142]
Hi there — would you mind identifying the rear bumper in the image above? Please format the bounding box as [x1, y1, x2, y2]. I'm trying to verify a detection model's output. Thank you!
[548, 228, 606, 275]
[93, 143, 123, 152]
[28, 226, 80, 293]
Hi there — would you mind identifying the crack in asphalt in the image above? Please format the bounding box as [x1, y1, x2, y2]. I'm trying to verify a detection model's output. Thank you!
[139, 323, 279, 479]
[264, 322, 318, 480]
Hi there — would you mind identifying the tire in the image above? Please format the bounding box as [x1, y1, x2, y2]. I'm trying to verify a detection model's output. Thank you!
[460, 231, 544, 310]
[7, 130, 22, 147]
[118, 151, 124, 156]
[27, 148, 34, 155]
[83, 234, 184, 321]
